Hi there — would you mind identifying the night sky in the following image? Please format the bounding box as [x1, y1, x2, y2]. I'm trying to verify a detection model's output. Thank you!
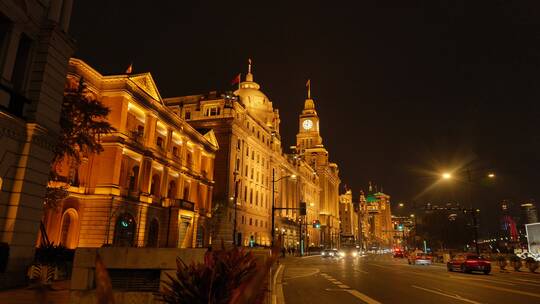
[70, 1, 540, 233]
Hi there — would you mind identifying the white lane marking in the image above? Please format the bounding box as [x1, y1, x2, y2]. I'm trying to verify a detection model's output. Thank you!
[273, 264, 284, 287]
[448, 275, 516, 286]
[337, 284, 350, 289]
[331, 280, 343, 285]
[411, 285, 482, 304]
[355, 269, 369, 274]
[468, 281, 540, 299]
[283, 268, 320, 280]
[345, 290, 382, 304]
[513, 278, 540, 285]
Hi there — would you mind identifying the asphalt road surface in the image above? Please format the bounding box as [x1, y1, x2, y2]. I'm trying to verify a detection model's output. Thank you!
[281, 254, 540, 304]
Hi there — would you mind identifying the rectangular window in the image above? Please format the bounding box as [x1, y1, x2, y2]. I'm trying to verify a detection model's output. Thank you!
[184, 110, 191, 120]
[12, 33, 32, 92]
[205, 106, 221, 116]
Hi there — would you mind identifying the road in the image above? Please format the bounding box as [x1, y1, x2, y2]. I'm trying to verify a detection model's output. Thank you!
[281, 254, 540, 304]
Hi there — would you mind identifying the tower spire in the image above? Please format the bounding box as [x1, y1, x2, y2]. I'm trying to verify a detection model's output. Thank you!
[306, 79, 311, 99]
[246, 58, 254, 82]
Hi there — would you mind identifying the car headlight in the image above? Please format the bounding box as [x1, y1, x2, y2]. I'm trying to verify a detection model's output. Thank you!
[353, 252, 358, 257]
[322, 252, 326, 256]
[339, 251, 346, 257]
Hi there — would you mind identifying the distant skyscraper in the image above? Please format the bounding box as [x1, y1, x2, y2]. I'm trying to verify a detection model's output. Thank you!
[520, 202, 539, 225]
[500, 200, 518, 241]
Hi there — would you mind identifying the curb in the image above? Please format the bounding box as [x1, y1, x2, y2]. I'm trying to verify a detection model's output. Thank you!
[272, 264, 285, 304]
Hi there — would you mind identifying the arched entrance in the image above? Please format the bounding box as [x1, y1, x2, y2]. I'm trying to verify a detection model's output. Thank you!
[147, 218, 159, 247]
[59, 208, 79, 249]
[113, 213, 136, 247]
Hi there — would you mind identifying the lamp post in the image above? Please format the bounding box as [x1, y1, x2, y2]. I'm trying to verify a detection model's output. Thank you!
[271, 168, 296, 246]
[232, 170, 239, 246]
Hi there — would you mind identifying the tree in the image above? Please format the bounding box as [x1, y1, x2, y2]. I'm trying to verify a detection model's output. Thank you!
[52, 78, 115, 166]
[44, 79, 114, 210]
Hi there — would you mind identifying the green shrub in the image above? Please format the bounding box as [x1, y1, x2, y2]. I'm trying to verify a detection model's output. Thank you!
[157, 243, 277, 304]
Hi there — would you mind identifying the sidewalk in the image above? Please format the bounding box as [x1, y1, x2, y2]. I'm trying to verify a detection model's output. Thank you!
[0, 281, 70, 304]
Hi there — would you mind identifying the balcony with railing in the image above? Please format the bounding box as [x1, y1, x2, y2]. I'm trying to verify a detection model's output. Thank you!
[164, 198, 195, 211]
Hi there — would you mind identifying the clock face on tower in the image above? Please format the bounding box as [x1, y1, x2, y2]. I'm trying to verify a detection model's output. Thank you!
[302, 119, 313, 130]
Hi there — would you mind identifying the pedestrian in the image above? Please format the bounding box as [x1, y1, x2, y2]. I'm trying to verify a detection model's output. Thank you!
[281, 247, 286, 258]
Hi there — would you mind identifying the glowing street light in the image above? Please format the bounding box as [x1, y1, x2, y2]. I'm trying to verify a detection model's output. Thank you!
[442, 172, 452, 180]
[399, 203, 404, 207]
[487, 173, 495, 178]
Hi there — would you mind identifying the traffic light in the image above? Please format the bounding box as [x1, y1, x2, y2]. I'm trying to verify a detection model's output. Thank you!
[312, 220, 321, 229]
[300, 202, 307, 216]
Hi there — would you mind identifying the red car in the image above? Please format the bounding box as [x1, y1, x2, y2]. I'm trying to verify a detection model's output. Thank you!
[447, 254, 491, 274]
[393, 249, 404, 258]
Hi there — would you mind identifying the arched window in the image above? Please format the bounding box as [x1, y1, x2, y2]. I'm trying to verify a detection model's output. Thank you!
[150, 174, 161, 197]
[113, 213, 136, 247]
[128, 166, 139, 192]
[167, 180, 177, 199]
[146, 218, 159, 247]
[59, 208, 79, 249]
[183, 184, 190, 200]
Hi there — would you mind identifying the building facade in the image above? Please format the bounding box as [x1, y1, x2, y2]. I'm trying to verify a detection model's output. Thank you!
[339, 189, 358, 245]
[0, 0, 75, 288]
[364, 190, 393, 249]
[295, 95, 341, 248]
[42, 59, 217, 250]
[166, 64, 325, 249]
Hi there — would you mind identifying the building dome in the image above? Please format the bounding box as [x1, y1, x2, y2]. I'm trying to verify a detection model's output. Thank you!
[234, 71, 275, 117]
[234, 72, 270, 106]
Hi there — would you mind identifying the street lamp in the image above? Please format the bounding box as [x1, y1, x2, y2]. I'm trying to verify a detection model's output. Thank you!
[271, 169, 297, 246]
[399, 203, 404, 207]
[442, 172, 452, 180]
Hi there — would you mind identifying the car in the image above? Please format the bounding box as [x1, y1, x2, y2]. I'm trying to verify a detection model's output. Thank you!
[321, 249, 340, 258]
[447, 254, 491, 274]
[338, 247, 361, 258]
[408, 252, 432, 265]
[393, 249, 404, 258]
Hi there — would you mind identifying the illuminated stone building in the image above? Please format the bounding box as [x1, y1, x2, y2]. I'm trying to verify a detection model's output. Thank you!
[339, 189, 358, 245]
[0, 0, 75, 288]
[42, 59, 218, 250]
[295, 94, 341, 248]
[165, 63, 321, 248]
[364, 189, 393, 249]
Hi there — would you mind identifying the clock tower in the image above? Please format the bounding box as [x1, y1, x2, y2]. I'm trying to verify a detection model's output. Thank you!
[296, 95, 323, 152]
